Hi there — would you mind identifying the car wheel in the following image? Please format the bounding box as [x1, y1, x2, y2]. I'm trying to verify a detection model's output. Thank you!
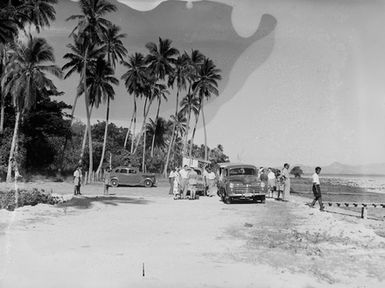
[144, 179, 153, 187]
[110, 179, 119, 187]
[224, 195, 232, 204]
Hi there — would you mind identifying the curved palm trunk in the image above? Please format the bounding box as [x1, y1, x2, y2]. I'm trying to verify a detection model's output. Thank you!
[124, 96, 136, 150]
[6, 111, 20, 183]
[0, 90, 4, 135]
[201, 99, 208, 161]
[163, 89, 180, 177]
[130, 103, 137, 153]
[96, 96, 110, 174]
[184, 105, 192, 155]
[150, 98, 161, 157]
[79, 106, 93, 164]
[142, 129, 146, 172]
[189, 108, 201, 158]
[133, 97, 152, 154]
[83, 50, 93, 183]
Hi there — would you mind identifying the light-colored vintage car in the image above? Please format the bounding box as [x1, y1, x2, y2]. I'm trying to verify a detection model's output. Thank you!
[110, 166, 156, 187]
[217, 163, 265, 204]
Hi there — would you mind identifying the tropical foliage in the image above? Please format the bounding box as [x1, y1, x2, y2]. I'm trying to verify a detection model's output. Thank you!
[0, 0, 228, 182]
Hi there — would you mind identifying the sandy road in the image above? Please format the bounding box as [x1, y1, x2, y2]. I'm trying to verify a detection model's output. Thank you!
[1, 182, 385, 288]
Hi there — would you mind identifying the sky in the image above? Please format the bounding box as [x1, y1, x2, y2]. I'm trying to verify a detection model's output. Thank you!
[37, 0, 385, 167]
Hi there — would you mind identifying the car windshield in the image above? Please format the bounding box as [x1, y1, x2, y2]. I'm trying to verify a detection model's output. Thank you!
[229, 167, 256, 176]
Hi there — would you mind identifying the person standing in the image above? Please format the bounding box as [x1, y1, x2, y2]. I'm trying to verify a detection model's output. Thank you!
[267, 168, 276, 198]
[73, 166, 82, 195]
[168, 167, 177, 196]
[260, 168, 268, 195]
[173, 168, 181, 199]
[188, 167, 198, 200]
[206, 167, 218, 197]
[179, 165, 190, 199]
[103, 168, 111, 195]
[309, 167, 324, 211]
[281, 163, 290, 201]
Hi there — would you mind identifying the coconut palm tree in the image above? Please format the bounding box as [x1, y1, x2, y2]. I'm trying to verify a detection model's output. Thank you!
[162, 53, 191, 176]
[95, 24, 126, 174]
[180, 91, 200, 154]
[27, 0, 57, 33]
[3, 35, 62, 182]
[121, 52, 147, 152]
[62, 35, 105, 169]
[88, 57, 119, 174]
[145, 37, 179, 81]
[192, 58, 221, 161]
[150, 83, 168, 157]
[103, 24, 127, 68]
[67, 0, 116, 181]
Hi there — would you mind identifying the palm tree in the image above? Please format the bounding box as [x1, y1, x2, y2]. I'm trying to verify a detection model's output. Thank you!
[62, 35, 105, 168]
[3, 35, 62, 182]
[180, 91, 200, 155]
[150, 83, 168, 157]
[88, 57, 119, 174]
[121, 52, 147, 152]
[192, 58, 221, 161]
[103, 24, 127, 68]
[27, 0, 57, 33]
[67, 0, 116, 181]
[0, 43, 10, 135]
[162, 53, 190, 176]
[145, 37, 179, 81]
[95, 24, 126, 174]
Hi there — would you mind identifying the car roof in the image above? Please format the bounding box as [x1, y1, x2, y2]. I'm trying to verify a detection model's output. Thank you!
[217, 162, 257, 169]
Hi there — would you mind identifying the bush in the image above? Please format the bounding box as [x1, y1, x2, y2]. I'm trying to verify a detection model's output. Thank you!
[0, 188, 64, 211]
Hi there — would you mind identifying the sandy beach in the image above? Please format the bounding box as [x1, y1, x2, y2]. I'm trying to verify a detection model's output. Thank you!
[0, 181, 385, 288]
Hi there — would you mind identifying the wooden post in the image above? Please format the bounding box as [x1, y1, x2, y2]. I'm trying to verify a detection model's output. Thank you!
[361, 206, 367, 219]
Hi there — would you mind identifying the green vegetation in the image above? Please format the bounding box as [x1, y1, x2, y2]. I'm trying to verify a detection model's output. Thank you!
[290, 166, 304, 178]
[0, 0, 228, 182]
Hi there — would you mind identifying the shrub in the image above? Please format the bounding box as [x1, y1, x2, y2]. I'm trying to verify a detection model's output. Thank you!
[0, 188, 64, 211]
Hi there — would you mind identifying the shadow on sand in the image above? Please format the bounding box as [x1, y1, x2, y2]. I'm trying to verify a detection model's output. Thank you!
[56, 196, 149, 210]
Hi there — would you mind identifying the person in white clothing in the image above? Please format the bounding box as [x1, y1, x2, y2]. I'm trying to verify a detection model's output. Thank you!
[179, 165, 190, 199]
[309, 166, 324, 211]
[206, 167, 217, 197]
[267, 168, 276, 198]
[281, 163, 290, 201]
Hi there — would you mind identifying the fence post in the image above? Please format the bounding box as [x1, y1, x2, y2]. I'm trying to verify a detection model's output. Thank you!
[361, 206, 367, 219]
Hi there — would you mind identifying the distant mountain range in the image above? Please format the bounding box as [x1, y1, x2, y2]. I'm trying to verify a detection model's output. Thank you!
[295, 162, 385, 176]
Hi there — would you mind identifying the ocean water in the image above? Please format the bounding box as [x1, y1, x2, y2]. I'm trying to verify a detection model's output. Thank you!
[319, 174, 385, 195]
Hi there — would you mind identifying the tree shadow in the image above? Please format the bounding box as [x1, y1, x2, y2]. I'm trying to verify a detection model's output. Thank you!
[56, 196, 149, 210]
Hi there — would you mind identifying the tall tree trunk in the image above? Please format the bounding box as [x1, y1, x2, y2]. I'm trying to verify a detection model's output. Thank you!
[59, 93, 80, 170]
[79, 106, 93, 164]
[163, 89, 180, 177]
[96, 96, 110, 174]
[124, 96, 136, 149]
[150, 99, 161, 157]
[6, 111, 20, 183]
[189, 109, 201, 158]
[183, 104, 192, 156]
[130, 104, 137, 153]
[0, 90, 4, 135]
[83, 49, 93, 183]
[142, 129, 146, 172]
[133, 97, 152, 154]
[201, 99, 208, 161]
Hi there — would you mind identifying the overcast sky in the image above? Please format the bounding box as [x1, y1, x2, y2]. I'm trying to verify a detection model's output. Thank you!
[39, 0, 385, 167]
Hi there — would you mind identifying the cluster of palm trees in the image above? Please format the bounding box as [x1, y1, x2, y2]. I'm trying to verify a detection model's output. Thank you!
[0, 0, 222, 182]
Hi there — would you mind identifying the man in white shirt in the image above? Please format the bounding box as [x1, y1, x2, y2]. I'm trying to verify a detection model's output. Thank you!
[267, 168, 276, 198]
[309, 166, 324, 211]
[281, 163, 290, 201]
[179, 165, 190, 199]
[73, 166, 82, 195]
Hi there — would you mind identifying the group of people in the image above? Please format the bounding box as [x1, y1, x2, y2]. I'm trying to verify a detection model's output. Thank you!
[73, 166, 111, 196]
[168, 165, 218, 200]
[258, 163, 291, 201]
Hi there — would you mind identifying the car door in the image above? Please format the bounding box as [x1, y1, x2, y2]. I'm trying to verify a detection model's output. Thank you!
[118, 168, 130, 184]
[127, 168, 141, 185]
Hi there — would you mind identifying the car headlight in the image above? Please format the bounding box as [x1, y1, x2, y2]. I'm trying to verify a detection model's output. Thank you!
[229, 182, 234, 188]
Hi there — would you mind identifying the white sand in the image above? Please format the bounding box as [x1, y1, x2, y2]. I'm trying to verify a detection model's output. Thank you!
[0, 182, 385, 288]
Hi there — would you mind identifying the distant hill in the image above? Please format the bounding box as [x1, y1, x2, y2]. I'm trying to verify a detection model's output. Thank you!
[294, 162, 385, 176]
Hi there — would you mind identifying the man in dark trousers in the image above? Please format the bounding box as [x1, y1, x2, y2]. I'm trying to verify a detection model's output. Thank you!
[309, 167, 324, 211]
